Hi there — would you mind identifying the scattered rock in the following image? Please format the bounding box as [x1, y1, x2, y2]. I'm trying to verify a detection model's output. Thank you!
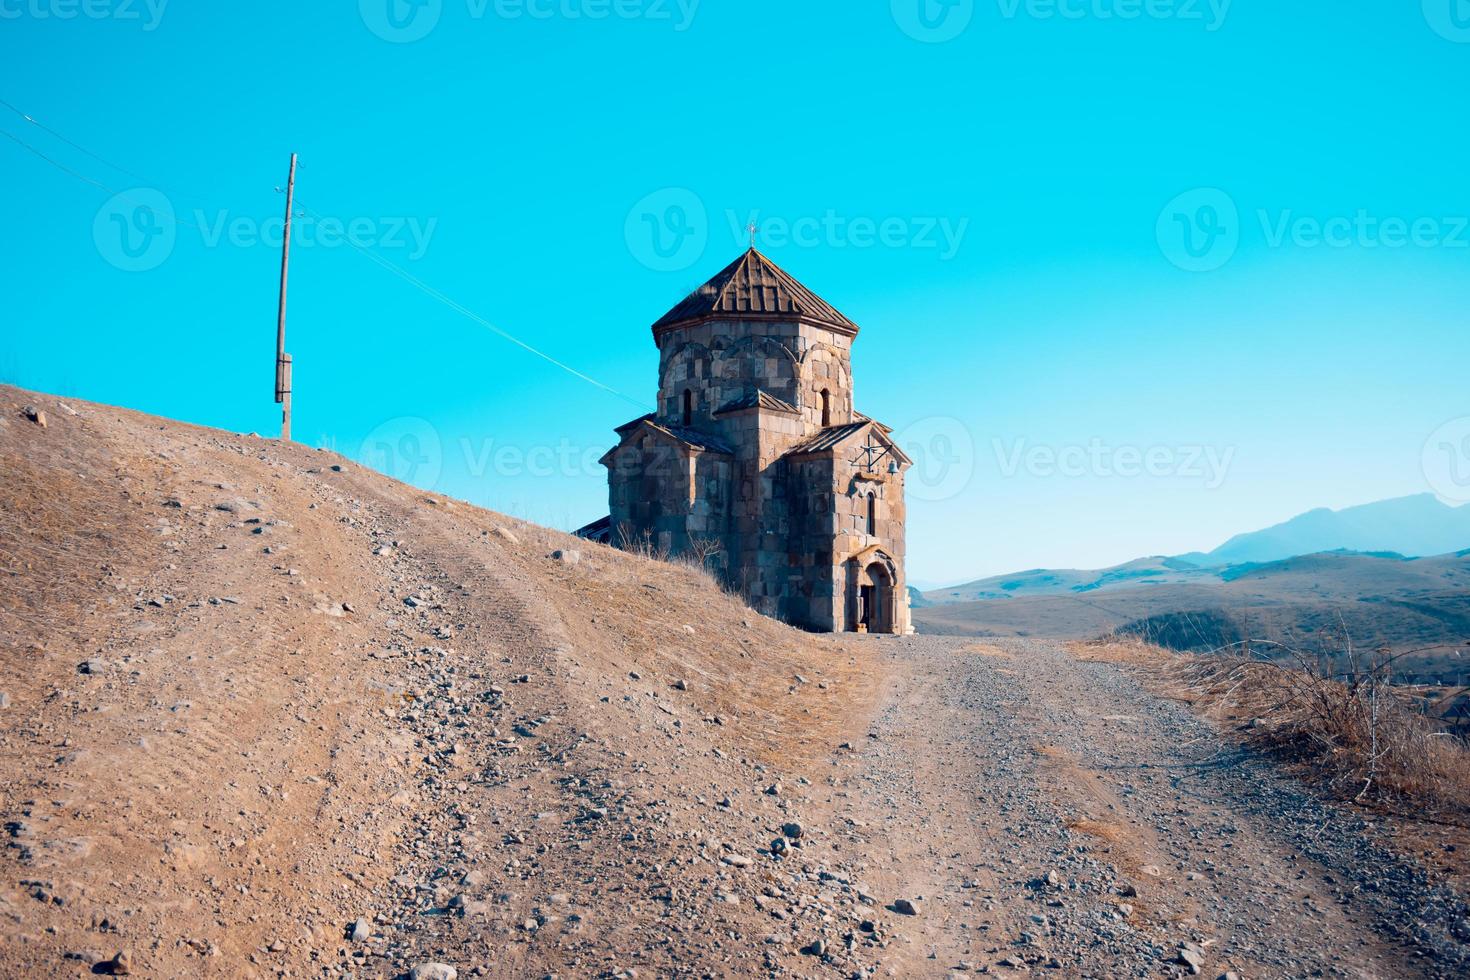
[672, 678, 688, 691]
[409, 965, 457, 980]
[1176, 942, 1205, 975]
[493, 526, 520, 546]
[781, 822, 803, 840]
[893, 897, 921, 916]
[551, 549, 581, 565]
[0, 691, 10, 709]
[721, 852, 752, 868]
[22, 405, 47, 428]
[98, 950, 131, 975]
[347, 917, 371, 942]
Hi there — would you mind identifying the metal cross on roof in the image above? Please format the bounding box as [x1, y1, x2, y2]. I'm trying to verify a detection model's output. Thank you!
[853, 438, 892, 474]
[748, 220, 758, 248]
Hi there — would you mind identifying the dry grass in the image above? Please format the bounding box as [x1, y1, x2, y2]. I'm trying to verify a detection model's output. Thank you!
[1080, 637, 1470, 821]
[1065, 817, 1127, 843]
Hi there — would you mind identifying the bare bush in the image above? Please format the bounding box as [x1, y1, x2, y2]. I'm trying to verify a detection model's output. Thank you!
[1091, 635, 1470, 820]
[614, 523, 730, 591]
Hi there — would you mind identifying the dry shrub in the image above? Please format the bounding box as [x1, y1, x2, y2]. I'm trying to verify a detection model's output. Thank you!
[1086, 636, 1470, 821]
[1066, 817, 1126, 843]
[614, 522, 737, 595]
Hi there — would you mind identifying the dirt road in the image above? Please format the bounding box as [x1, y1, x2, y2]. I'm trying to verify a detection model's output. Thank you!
[834, 635, 1470, 978]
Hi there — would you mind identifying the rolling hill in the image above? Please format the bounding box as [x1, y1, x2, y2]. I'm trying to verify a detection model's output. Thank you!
[916, 550, 1470, 682]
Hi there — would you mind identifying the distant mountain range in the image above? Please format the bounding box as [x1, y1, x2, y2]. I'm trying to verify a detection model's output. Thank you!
[1179, 493, 1470, 567]
[927, 494, 1470, 604]
[916, 495, 1470, 675]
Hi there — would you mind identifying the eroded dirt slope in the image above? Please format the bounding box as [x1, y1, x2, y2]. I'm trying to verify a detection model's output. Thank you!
[0, 387, 889, 977]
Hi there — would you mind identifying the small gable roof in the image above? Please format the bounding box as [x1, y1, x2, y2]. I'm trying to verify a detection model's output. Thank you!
[651, 249, 860, 339]
[713, 388, 800, 416]
[783, 418, 913, 467]
[608, 414, 735, 456]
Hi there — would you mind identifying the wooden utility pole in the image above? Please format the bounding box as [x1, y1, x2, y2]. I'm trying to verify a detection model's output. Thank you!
[274, 153, 298, 441]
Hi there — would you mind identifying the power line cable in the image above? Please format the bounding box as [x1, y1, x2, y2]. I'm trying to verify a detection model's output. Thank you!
[0, 97, 648, 409]
[294, 198, 646, 410]
[0, 97, 149, 182]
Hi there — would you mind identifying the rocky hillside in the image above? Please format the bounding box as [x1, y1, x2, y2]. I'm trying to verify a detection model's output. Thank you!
[0, 386, 890, 978]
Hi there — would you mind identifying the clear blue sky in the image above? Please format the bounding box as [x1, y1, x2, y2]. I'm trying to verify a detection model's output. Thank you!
[3, 2, 1468, 586]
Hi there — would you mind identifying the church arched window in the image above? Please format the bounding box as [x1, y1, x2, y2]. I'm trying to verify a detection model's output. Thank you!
[821, 388, 831, 427]
[866, 491, 877, 536]
[682, 389, 693, 427]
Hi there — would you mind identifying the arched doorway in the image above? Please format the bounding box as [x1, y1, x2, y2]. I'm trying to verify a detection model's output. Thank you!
[845, 552, 896, 634]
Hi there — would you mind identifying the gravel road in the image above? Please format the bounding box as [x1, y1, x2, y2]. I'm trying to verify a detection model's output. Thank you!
[838, 634, 1470, 979]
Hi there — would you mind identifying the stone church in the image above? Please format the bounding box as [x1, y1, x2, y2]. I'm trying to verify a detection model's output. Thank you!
[584, 248, 911, 634]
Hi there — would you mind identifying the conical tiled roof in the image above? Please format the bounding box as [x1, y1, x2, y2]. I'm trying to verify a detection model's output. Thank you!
[651, 249, 860, 338]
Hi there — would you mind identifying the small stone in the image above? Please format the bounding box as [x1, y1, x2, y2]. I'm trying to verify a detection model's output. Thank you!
[348, 917, 371, 942]
[550, 549, 581, 565]
[101, 951, 131, 975]
[672, 678, 688, 691]
[1043, 870, 1061, 888]
[78, 660, 104, 675]
[770, 837, 789, 856]
[806, 937, 827, 957]
[781, 822, 803, 840]
[764, 782, 781, 796]
[1176, 944, 1204, 974]
[721, 853, 752, 868]
[893, 897, 920, 916]
[409, 964, 457, 980]
[494, 526, 520, 546]
[1116, 881, 1138, 897]
[0, 692, 10, 709]
[23, 406, 47, 428]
